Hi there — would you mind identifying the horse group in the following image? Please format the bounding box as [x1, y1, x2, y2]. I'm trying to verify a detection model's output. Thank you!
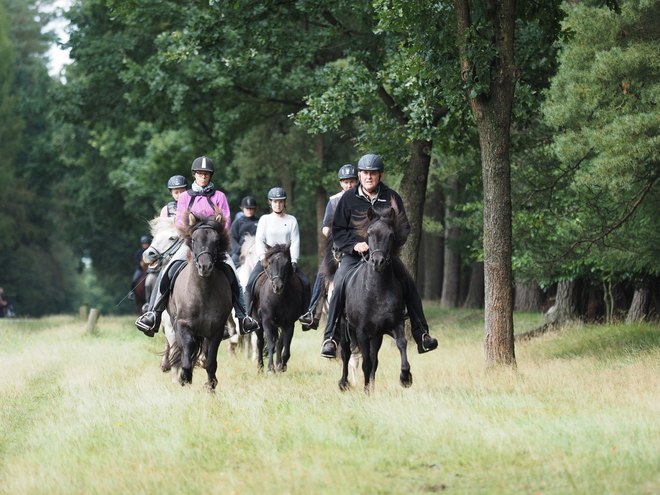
[142, 201, 417, 395]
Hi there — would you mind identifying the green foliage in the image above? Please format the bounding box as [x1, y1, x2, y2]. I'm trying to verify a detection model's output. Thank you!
[515, 0, 660, 286]
[0, 0, 81, 316]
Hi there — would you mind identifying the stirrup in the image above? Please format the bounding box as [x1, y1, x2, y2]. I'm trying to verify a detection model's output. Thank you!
[135, 312, 157, 337]
[240, 316, 260, 334]
[320, 339, 337, 359]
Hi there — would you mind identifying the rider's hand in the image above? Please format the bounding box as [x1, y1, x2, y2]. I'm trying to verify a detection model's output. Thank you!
[354, 242, 369, 253]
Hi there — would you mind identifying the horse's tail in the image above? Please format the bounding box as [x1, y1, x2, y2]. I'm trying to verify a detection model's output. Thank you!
[167, 335, 205, 370]
[321, 231, 339, 281]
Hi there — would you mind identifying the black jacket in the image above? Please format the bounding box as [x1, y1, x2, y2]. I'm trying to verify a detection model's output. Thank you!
[332, 183, 410, 256]
[230, 215, 259, 259]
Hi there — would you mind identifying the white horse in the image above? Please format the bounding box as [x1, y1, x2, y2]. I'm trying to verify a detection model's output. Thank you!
[228, 234, 259, 361]
[142, 216, 188, 382]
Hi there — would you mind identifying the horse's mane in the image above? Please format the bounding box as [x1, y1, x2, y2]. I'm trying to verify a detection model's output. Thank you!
[263, 243, 291, 260]
[149, 215, 176, 236]
[354, 200, 410, 254]
[180, 212, 231, 255]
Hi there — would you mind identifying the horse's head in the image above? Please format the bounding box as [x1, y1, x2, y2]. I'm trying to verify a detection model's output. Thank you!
[262, 243, 292, 294]
[143, 217, 183, 268]
[240, 233, 258, 272]
[184, 212, 230, 278]
[360, 202, 409, 273]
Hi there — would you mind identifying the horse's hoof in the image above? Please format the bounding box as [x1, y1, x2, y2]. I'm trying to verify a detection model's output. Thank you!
[267, 369, 276, 376]
[400, 372, 413, 388]
[338, 380, 350, 391]
[160, 361, 171, 373]
[204, 382, 217, 393]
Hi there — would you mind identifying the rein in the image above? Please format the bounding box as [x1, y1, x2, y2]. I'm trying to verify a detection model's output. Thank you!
[149, 238, 185, 270]
[362, 248, 391, 268]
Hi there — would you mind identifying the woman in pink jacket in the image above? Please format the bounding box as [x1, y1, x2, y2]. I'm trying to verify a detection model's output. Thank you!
[135, 156, 259, 336]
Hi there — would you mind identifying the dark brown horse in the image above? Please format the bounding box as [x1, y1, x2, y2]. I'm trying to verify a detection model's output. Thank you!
[252, 243, 308, 375]
[338, 203, 413, 394]
[167, 212, 233, 391]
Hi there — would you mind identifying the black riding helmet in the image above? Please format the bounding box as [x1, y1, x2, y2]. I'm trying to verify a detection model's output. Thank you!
[167, 175, 188, 189]
[357, 154, 384, 171]
[140, 236, 150, 244]
[191, 156, 215, 176]
[241, 196, 257, 208]
[338, 164, 358, 180]
[267, 187, 287, 201]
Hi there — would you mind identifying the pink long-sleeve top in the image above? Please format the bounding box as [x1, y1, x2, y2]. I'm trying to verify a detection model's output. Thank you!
[175, 189, 231, 229]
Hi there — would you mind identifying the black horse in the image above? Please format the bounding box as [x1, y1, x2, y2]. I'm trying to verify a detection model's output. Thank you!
[167, 212, 233, 391]
[252, 243, 308, 375]
[338, 203, 413, 394]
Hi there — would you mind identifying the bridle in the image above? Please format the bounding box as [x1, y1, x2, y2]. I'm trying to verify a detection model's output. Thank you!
[190, 224, 218, 269]
[148, 237, 185, 271]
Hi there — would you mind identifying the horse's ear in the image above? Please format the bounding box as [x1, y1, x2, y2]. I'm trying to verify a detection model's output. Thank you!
[367, 208, 375, 220]
[188, 212, 196, 226]
[386, 207, 396, 220]
[285, 241, 291, 251]
[215, 213, 224, 224]
[265, 243, 272, 251]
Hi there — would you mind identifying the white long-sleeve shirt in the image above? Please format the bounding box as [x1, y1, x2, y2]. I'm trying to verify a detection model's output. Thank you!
[255, 213, 300, 263]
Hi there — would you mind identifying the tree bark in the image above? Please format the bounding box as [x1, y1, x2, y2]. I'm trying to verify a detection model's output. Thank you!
[419, 187, 444, 300]
[626, 283, 651, 323]
[548, 280, 578, 325]
[399, 139, 432, 282]
[455, 0, 517, 367]
[514, 282, 544, 312]
[441, 177, 461, 308]
[314, 135, 326, 265]
[463, 261, 485, 308]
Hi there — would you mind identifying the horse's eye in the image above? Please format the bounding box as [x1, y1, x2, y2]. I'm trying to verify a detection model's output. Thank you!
[170, 236, 176, 241]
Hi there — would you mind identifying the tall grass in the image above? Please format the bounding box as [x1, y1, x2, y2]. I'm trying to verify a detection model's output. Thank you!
[1, 308, 659, 494]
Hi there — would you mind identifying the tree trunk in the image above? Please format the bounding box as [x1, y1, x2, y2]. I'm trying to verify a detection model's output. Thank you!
[399, 139, 432, 282]
[514, 282, 544, 312]
[441, 177, 461, 308]
[314, 135, 326, 265]
[463, 261, 484, 308]
[547, 280, 578, 325]
[626, 283, 651, 323]
[455, 0, 518, 367]
[419, 186, 444, 300]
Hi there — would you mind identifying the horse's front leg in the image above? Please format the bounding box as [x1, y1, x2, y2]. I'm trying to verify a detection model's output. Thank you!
[177, 325, 196, 386]
[393, 323, 412, 388]
[204, 332, 222, 393]
[338, 329, 352, 391]
[364, 335, 383, 395]
[255, 328, 265, 373]
[277, 325, 294, 373]
[264, 321, 277, 375]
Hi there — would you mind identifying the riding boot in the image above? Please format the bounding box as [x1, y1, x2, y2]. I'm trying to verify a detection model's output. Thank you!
[218, 261, 260, 334]
[135, 267, 171, 336]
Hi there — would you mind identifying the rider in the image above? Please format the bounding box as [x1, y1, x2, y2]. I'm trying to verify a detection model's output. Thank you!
[135, 156, 260, 337]
[319, 153, 439, 358]
[244, 187, 311, 315]
[160, 175, 188, 218]
[299, 164, 358, 330]
[230, 196, 259, 266]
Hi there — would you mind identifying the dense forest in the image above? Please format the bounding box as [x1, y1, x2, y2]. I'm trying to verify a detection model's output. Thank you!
[1, 0, 659, 364]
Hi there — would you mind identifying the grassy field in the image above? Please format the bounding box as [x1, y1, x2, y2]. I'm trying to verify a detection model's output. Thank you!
[1, 306, 659, 494]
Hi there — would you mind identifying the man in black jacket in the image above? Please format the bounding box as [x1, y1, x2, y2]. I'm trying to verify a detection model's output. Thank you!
[320, 153, 438, 358]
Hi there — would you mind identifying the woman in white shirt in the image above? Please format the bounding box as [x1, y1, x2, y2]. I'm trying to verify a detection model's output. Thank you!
[244, 187, 310, 313]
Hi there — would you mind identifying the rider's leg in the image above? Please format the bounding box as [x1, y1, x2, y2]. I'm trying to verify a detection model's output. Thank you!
[244, 262, 265, 317]
[299, 261, 325, 329]
[218, 254, 259, 334]
[135, 250, 187, 336]
[391, 257, 438, 354]
[320, 255, 360, 358]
